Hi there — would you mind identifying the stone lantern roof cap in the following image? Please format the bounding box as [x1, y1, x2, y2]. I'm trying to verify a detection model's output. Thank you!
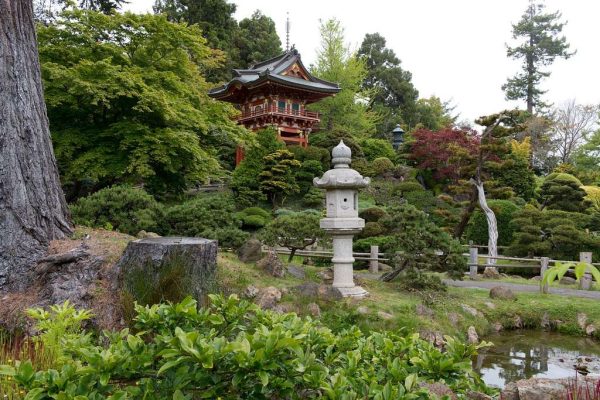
[313, 140, 370, 189]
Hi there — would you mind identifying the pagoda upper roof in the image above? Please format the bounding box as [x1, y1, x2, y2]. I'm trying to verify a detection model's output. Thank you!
[208, 48, 340, 103]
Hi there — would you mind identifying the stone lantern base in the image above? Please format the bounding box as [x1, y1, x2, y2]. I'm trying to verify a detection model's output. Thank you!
[337, 286, 369, 298]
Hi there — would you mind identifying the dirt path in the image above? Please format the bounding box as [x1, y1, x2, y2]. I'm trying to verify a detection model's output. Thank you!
[443, 279, 600, 300]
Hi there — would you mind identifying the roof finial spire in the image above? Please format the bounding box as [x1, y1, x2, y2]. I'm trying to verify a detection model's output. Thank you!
[285, 12, 291, 51]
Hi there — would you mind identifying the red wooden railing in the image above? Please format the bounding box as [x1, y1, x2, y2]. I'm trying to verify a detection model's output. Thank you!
[239, 105, 319, 120]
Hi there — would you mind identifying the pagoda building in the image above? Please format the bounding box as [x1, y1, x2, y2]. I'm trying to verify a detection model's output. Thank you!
[208, 48, 340, 164]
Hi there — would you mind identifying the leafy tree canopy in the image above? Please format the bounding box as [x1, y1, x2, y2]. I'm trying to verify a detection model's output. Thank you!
[38, 9, 247, 197]
[309, 18, 378, 139]
[358, 33, 418, 134]
[502, 1, 575, 113]
[235, 10, 282, 68]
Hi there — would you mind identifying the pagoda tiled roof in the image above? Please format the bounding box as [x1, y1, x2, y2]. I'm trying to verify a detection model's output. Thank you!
[208, 49, 340, 99]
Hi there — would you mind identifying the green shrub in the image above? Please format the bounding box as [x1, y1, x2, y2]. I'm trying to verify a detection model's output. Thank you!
[466, 200, 520, 246]
[354, 236, 396, 253]
[0, 296, 490, 399]
[70, 185, 164, 235]
[235, 207, 271, 229]
[358, 222, 386, 239]
[360, 138, 397, 162]
[164, 194, 249, 248]
[396, 269, 447, 293]
[372, 157, 395, 176]
[395, 181, 425, 193]
[359, 206, 387, 222]
[302, 188, 324, 207]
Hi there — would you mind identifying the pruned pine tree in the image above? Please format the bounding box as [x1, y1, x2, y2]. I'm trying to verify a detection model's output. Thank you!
[0, 0, 73, 292]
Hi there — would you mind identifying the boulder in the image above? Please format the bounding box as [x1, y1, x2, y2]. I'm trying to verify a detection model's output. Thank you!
[493, 322, 503, 332]
[448, 312, 461, 325]
[489, 286, 516, 300]
[256, 250, 285, 278]
[377, 310, 394, 320]
[357, 306, 369, 315]
[316, 268, 334, 283]
[243, 285, 259, 299]
[541, 312, 550, 329]
[484, 301, 496, 309]
[461, 304, 481, 317]
[416, 303, 434, 318]
[236, 238, 263, 263]
[586, 324, 596, 336]
[467, 326, 479, 344]
[307, 302, 321, 317]
[287, 264, 306, 279]
[482, 267, 500, 279]
[578, 313, 588, 330]
[378, 262, 393, 272]
[513, 315, 523, 329]
[293, 282, 343, 301]
[255, 286, 282, 310]
[501, 377, 600, 400]
[419, 382, 457, 400]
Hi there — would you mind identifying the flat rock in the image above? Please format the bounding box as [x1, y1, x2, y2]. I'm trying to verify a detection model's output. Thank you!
[243, 285, 259, 299]
[461, 304, 481, 317]
[489, 286, 516, 300]
[287, 264, 306, 279]
[357, 306, 369, 315]
[501, 376, 600, 400]
[484, 301, 496, 309]
[560, 276, 577, 285]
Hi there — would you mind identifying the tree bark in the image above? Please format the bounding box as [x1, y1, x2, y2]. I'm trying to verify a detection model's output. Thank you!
[0, 0, 73, 292]
[473, 179, 498, 272]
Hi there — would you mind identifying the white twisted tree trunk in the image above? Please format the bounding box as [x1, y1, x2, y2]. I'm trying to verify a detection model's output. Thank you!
[474, 180, 498, 271]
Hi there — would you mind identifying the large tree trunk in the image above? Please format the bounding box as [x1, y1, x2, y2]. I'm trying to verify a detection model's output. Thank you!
[473, 179, 498, 273]
[0, 0, 73, 292]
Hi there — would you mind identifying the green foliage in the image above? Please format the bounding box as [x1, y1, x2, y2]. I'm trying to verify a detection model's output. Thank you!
[396, 269, 447, 293]
[234, 207, 272, 229]
[261, 211, 325, 261]
[235, 10, 283, 68]
[231, 128, 284, 206]
[502, 2, 574, 113]
[39, 9, 246, 196]
[296, 159, 324, 193]
[302, 188, 325, 208]
[359, 207, 388, 223]
[360, 138, 397, 162]
[358, 222, 386, 239]
[0, 296, 490, 399]
[259, 149, 301, 207]
[309, 19, 378, 138]
[371, 157, 395, 177]
[354, 236, 396, 253]
[497, 154, 537, 201]
[381, 204, 466, 279]
[70, 185, 164, 235]
[541, 261, 600, 291]
[358, 33, 419, 134]
[164, 194, 249, 248]
[288, 145, 331, 171]
[466, 200, 520, 246]
[508, 205, 600, 261]
[540, 173, 589, 212]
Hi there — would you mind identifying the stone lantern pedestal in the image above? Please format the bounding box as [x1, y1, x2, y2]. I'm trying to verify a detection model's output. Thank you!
[314, 141, 370, 298]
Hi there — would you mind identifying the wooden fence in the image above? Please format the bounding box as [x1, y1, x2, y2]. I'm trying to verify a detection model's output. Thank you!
[267, 245, 599, 290]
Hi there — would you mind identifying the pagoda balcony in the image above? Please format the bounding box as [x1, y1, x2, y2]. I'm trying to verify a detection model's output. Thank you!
[238, 105, 320, 123]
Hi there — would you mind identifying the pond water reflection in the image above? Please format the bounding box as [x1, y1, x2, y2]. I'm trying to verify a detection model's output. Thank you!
[473, 331, 600, 388]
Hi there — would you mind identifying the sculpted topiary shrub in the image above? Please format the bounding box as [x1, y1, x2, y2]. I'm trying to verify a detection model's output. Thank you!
[372, 157, 395, 176]
[164, 194, 249, 248]
[70, 185, 164, 235]
[0, 296, 491, 399]
[359, 206, 387, 222]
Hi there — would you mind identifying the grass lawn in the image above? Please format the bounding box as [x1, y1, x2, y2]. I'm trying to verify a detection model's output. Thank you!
[217, 252, 600, 342]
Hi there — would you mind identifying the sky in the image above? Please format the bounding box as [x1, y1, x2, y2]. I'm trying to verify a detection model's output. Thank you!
[123, 0, 600, 126]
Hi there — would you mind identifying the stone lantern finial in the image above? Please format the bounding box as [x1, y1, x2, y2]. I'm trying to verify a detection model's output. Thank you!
[331, 140, 352, 168]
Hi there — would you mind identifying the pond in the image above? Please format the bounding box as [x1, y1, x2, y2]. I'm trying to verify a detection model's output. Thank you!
[473, 331, 600, 388]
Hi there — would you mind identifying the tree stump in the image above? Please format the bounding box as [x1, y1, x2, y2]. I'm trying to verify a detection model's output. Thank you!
[116, 237, 217, 307]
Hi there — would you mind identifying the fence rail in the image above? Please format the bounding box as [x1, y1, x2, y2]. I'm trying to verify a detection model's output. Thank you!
[265, 245, 598, 286]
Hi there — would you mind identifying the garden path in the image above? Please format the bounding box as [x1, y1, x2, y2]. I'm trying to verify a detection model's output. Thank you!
[443, 279, 600, 300]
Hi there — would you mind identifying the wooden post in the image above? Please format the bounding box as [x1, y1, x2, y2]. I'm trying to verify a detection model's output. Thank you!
[369, 245, 379, 273]
[540, 257, 549, 294]
[580, 252, 593, 290]
[469, 246, 478, 280]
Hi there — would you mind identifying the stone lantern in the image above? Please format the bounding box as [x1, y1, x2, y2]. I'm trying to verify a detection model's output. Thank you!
[392, 124, 405, 150]
[313, 141, 370, 298]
